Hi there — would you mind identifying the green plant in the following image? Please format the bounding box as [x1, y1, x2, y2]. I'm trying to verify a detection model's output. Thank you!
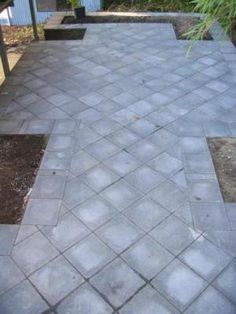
[68, 0, 81, 9]
[186, 0, 236, 40]
[104, 0, 194, 12]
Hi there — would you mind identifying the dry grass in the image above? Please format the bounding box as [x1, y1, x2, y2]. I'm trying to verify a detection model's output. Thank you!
[104, 0, 194, 12]
[2, 24, 44, 52]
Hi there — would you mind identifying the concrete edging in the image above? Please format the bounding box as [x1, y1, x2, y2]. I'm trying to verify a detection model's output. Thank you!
[43, 11, 232, 44]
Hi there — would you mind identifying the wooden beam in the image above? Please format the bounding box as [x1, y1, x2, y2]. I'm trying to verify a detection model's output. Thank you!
[29, 0, 39, 40]
[0, 0, 14, 14]
[0, 24, 10, 77]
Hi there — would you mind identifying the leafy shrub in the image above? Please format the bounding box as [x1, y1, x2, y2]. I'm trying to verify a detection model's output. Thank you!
[187, 0, 236, 39]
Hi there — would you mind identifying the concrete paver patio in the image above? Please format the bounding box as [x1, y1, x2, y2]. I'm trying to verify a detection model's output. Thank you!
[0, 22, 236, 313]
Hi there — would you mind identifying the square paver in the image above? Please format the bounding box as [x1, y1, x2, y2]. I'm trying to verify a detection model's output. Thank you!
[225, 204, 236, 230]
[96, 214, 143, 253]
[38, 107, 70, 119]
[204, 230, 236, 257]
[26, 99, 55, 115]
[41, 151, 71, 170]
[111, 108, 140, 125]
[81, 164, 120, 192]
[63, 178, 95, 209]
[127, 139, 162, 162]
[113, 92, 138, 107]
[0, 280, 48, 314]
[22, 199, 61, 226]
[120, 285, 179, 314]
[104, 151, 140, 176]
[148, 128, 178, 150]
[70, 151, 99, 176]
[124, 197, 169, 232]
[146, 92, 171, 107]
[72, 195, 117, 230]
[148, 152, 183, 178]
[189, 181, 223, 203]
[100, 180, 142, 211]
[190, 203, 230, 231]
[179, 236, 232, 282]
[64, 234, 116, 278]
[48, 93, 74, 106]
[98, 84, 123, 98]
[0, 120, 23, 134]
[185, 286, 236, 314]
[171, 169, 187, 190]
[106, 128, 140, 148]
[213, 258, 236, 304]
[76, 127, 101, 148]
[174, 202, 194, 227]
[31, 175, 66, 199]
[57, 283, 113, 314]
[184, 153, 215, 174]
[41, 212, 90, 252]
[149, 181, 187, 212]
[124, 166, 165, 193]
[152, 259, 207, 311]
[29, 255, 84, 305]
[20, 119, 53, 134]
[85, 138, 120, 161]
[90, 258, 145, 308]
[150, 215, 200, 255]
[74, 108, 102, 124]
[129, 100, 156, 116]
[128, 119, 157, 136]
[91, 118, 121, 136]
[15, 225, 38, 245]
[181, 137, 208, 154]
[11, 232, 58, 275]
[122, 235, 174, 280]
[0, 225, 19, 255]
[0, 256, 25, 295]
[59, 100, 89, 116]
[206, 80, 229, 93]
[52, 119, 76, 134]
[79, 92, 106, 106]
[46, 135, 74, 152]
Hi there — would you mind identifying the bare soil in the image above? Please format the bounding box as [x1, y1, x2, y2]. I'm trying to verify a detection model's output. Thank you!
[230, 25, 236, 47]
[208, 138, 236, 203]
[0, 135, 47, 224]
[2, 25, 44, 53]
[44, 28, 86, 40]
[62, 15, 212, 40]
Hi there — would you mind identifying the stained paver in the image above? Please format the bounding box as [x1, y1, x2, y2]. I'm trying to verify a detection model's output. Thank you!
[57, 283, 113, 314]
[29, 255, 84, 305]
[0, 21, 236, 313]
[90, 258, 145, 308]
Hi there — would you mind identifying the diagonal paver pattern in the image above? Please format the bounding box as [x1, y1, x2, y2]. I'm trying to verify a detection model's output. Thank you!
[0, 22, 236, 313]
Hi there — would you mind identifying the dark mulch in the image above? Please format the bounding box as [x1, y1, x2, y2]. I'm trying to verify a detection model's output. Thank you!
[0, 135, 47, 224]
[230, 25, 236, 47]
[44, 28, 86, 40]
[208, 138, 236, 203]
[62, 15, 212, 40]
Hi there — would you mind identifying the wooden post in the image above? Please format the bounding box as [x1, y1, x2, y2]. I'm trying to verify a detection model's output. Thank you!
[29, 0, 39, 40]
[0, 24, 10, 77]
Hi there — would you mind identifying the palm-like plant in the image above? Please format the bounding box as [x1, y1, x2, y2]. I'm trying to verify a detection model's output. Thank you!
[187, 0, 236, 40]
[68, 0, 81, 9]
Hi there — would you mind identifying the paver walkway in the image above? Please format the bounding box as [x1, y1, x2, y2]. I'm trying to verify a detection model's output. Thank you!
[0, 23, 236, 313]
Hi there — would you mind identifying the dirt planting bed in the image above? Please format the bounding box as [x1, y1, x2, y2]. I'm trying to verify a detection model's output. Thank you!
[208, 138, 236, 203]
[0, 135, 47, 224]
[62, 15, 212, 40]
